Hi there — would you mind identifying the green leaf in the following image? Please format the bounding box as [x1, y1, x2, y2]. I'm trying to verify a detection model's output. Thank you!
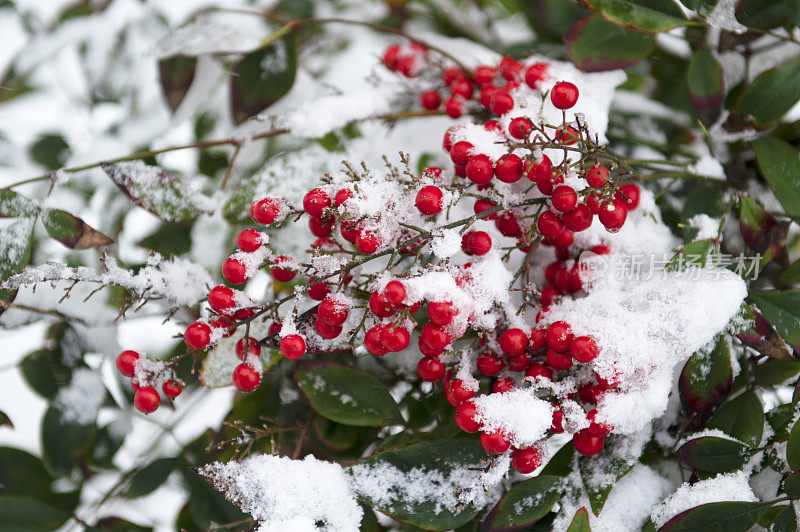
[707, 390, 764, 447]
[41, 208, 114, 249]
[681, 0, 718, 13]
[584, 0, 688, 32]
[578, 438, 636, 516]
[159, 55, 196, 112]
[482, 475, 562, 531]
[658, 501, 773, 532]
[766, 402, 798, 442]
[40, 405, 97, 477]
[687, 48, 724, 126]
[781, 257, 800, 284]
[566, 14, 655, 72]
[0, 411, 11, 429]
[679, 336, 733, 412]
[540, 441, 575, 476]
[101, 161, 210, 222]
[667, 239, 713, 270]
[567, 507, 591, 532]
[347, 439, 488, 530]
[783, 470, 800, 499]
[29, 133, 70, 171]
[0, 189, 38, 218]
[230, 28, 297, 124]
[520, 0, 587, 42]
[293, 361, 403, 426]
[737, 0, 798, 30]
[126, 458, 179, 498]
[184, 469, 247, 529]
[787, 418, 800, 470]
[738, 196, 772, 248]
[675, 436, 750, 473]
[736, 61, 800, 126]
[0, 496, 70, 531]
[770, 505, 798, 532]
[20, 349, 72, 399]
[752, 137, 800, 219]
[749, 290, 800, 347]
[0, 217, 34, 304]
[756, 359, 800, 386]
[0, 447, 54, 500]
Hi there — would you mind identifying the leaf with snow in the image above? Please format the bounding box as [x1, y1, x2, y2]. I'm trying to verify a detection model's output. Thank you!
[0, 217, 34, 307]
[483, 475, 562, 531]
[707, 390, 764, 448]
[567, 507, 592, 532]
[578, 437, 637, 516]
[675, 435, 750, 473]
[102, 161, 213, 222]
[658, 501, 773, 532]
[678, 336, 732, 412]
[293, 361, 403, 427]
[0, 189, 38, 217]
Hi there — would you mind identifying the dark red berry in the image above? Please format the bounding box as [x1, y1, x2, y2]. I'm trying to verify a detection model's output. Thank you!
[369, 291, 395, 318]
[421, 90, 441, 110]
[512, 447, 542, 473]
[530, 329, 547, 352]
[308, 216, 334, 238]
[537, 211, 563, 239]
[616, 183, 640, 209]
[509, 117, 534, 139]
[573, 429, 604, 456]
[184, 322, 211, 350]
[307, 280, 330, 301]
[477, 352, 503, 376]
[551, 409, 565, 433]
[546, 348, 573, 371]
[495, 211, 521, 237]
[481, 430, 511, 454]
[525, 362, 554, 380]
[420, 323, 452, 352]
[550, 81, 579, 109]
[233, 364, 261, 392]
[417, 357, 445, 381]
[563, 204, 593, 232]
[455, 400, 481, 433]
[461, 231, 492, 256]
[480, 85, 499, 108]
[134, 387, 160, 414]
[303, 188, 330, 217]
[280, 334, 306, 359]
[499, 328, 528, 357]
[493, 376, 515, 394]
[428, 301, 457, 326]
[315, 316, 343, 339]
[474, 199, 498, 220]
[416, 185, 444, 215]
[237, 229, 262, 252]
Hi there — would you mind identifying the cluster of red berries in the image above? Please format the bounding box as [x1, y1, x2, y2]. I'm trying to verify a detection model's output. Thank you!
[115, 349, 183, 414]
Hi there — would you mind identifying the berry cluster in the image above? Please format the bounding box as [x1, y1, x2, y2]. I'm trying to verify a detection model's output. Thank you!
[115, 45, 643, 467]
[115, 349, 183, 414]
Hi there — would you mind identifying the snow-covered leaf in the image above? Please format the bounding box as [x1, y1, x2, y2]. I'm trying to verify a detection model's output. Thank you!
[567, 506, 591, 532]
[687, 47, 724, 126]
[230, 29, 297, 124]
[736, 61, 800, 126]
[658, 501, 773, 532]
[293, 361, 403, 427]
[584, 0, 689, 32]
[0, 189, 38, 218]
[577, 439, 636, 515]
[679, 336, 733, 412]
[567, 14, 655, 72]
[102, 161, 212, 222]
[0, 217, 34, 307]
[675, 436, 750, 473]
[41, 208, 113, 250]
[482, 475, 562, 531]
[707, 390, 764, 447]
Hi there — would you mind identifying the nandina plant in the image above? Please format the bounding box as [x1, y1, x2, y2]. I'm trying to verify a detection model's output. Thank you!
[1, 1, 800, 531]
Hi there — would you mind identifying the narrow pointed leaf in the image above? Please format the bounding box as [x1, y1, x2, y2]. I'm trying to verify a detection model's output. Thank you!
[159, 55, 196, 112]
[786, 418, 800, 470]
[749, 290, 800, 347]
[687, 48, 724, 126]
[567, 507, 592, 532]
[41, 208, 114, 249]
[752, 137, 800, 219]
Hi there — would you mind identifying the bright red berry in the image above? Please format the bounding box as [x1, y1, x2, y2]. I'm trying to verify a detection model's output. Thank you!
[586, 164, 609, 188]
[420, 90, 441, 110]
[318, 296, 349, 326]
[428, 301, 457, 326]
[553, 227, 574, 249]
[235, 336, 261, 361]
[184, 322, 211, 350]
[315, 316, 342, 339]
[417, 357, 445, 381]
[307, 280, 330, 301]
[450, 141, 473, 166]
[477, 352, 503, 376]
[280, 334, 306, 359]
[525, 362, 554, 381]
[551, 409, 565, 433]
[495, 211, 521, 237]
[446, 379, 475, 406]
[474, 199, 498, 220]
[444, 96, 464, 118]
[540, 284, 559, 307]
[250, 197, 283, 225]
[455, 400, 481, 433]
[461, 231, 492, 256]
[537, 211, 563, 239]
[211, 316, 235, 337]
[382, 45, 400, 70]
[593, 244, 611, 255]
[232, 363, 261, 392]
[162, 380, 182, 400]
[381, 325, 410, 352]
[573, 429, 604, 456]
[237, 229, 263, 252]
[526, 154, 551, 182]
[303, 188, 330, 217]
[490, 91, 514, 115]
[556, 125, 580, 145]
[499, 56, 523, 80]
[369, 291, 395, 318]
[308, 216, 334, 238]
[416, 185, 444, 215]
[512, 447, 543, 473]
[493, 376, 515, 394]
[545, 321, 573, 351]
[530, 329, 547, 352]
[499, 328, 528, 357]
[509, 117, 534, 139]
[450, 78, 474, 99]
[222, 257, 248, 285]
[116, 350, 139, 377]
[616, 183, 641, 209]
[420, 323, 452, 353]
[481, 430, 511, 454]
[598, 199, 628, 232]
[494, 154, 523, 183]
[134, 387, 160, 414]
[365, 325, 389, 356]
[550, 81, 579, 109]
[571, 336, 599, 363]
[525, 63, 548, 89]
[546, 348, 573, 371]
[340, 221, 359, 243]
[356, 230, 380, 254]
[551, 185, 578, 213]
[563, 204, 593, 232]
[466, 154, 494, 185]
[474, 65, 496, 84]
[270, 256, 296, 283]
[334, 188, 353, 207]
[507, 353, 532, 372]
[480, 85, 499, 108]
[586, 410, 612, 437]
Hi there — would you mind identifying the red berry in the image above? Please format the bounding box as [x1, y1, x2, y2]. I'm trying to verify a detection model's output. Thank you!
[573, 429, 604, 456]
[585, 191, 601, 215]
[116, 350, 139, 377]
[493, 376, 515, 394]
[525, 362, 554, 380]
[381, 325, 410, 352]
[443, 126, 459, 152]
[586, 164, 609, 188]
[280, 334, 306, 359]
[369, 291, 395, 318]
[499, 56, 522, 80]
[546, 348, 572, 371]
[499, 328, 528, 357]
[428, 301, 457, 326]
[593, 244, 611, 255]
[398, 55, 418, 77]
[563, 204, 593, 232]
[315, 316, 342, 339]
[509, 117, 534, 139]
[537, 211, 563, 239]
[450, 78, 474, 99]
[495, 154, 523, 183]
[443, 66, 465, 86]
[356, 230, 380, 254]
[416, 186, 444, 215]
[529, 329, 547, 352]
[417, 357, 445, 381]
[222, 257, 248, 285]
[553, 227, 574, 249]
[420, 323, 452, 352]
[507, 353, 532, 372]
[455, 400, 481, 433]
[571, 336, 598, 363]
[550, 81, 579, 109]
[235, 336, 261, 361]
[495, 211, 521, 237]
[365, 325, 389, 356]
[525, 63, 548, 89]
[480, 85, 499, 108]
[481, 430, 511, 454]
[474, 199, 498, 220]
[303, 188, 330, 217]
[551, 409, 564, 433]
[184, 322, 211, 350]
[446, 379, 475, 406]
[465, 154, 494, 185]
[444, 96, 464, 118]
[454, 164, 467, 178]
[211, 316, 235, 337]
[546, 321, 573, 351]
[450, 141, 473, 166]
[270, 256, 297, 283]
[512, 447, 543, 473]
[616, 183, 640, 209]
[134, 387, 160, 414]
[382, 44, 400, 70]
[474, 65, 496, 85]
[237, 229, 262, 252]
[490, 91, 514, 115]
[551, 185, 578, 213]
[461, 231, 492, 256]
[318, 296, 349, 326]
[334, 188, 353, 207]
[526, 154, 551, 182]
[586, 410, 612, 437]
[162, 380, 182, 400]
[477, 352, 503, 376]
[308, 216, 334, 238]
[340, 221, 359, 243]
[540, 284, 559, 307]
[421, 90, 441, 110]
[598, 199, 628, 232]
[268, 322, 282, 336]
[250, 197, 282, 225]
[232, 363, 261, 392]
[307, 280, 330, 301]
